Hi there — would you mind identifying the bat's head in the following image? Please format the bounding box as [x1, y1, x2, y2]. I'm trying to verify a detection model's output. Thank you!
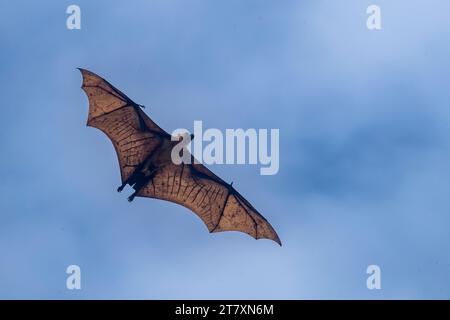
[173, 133, 194, 142]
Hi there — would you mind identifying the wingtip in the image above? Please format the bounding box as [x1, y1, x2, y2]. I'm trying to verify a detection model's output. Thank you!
[256, 234, 282, 246]
[77, 68, 86, 80]
[269, 235, 282, 246]
[275, 238, 282, 246]
[77, 68, 90, 88]
[77, 67, 91, 75]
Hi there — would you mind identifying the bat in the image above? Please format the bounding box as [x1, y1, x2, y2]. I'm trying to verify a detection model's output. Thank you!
[78, 68, 281, 245]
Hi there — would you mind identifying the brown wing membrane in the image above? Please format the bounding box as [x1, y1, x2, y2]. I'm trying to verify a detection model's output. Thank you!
[137, 161, 282, 245]
[78, 68, 169, 183]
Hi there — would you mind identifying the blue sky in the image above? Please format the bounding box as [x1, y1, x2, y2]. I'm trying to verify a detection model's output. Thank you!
[0, 0, 450, 299]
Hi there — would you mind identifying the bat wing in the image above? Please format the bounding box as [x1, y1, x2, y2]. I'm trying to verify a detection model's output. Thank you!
[137, 160, 282, 245]
[78, 68, 170, 183]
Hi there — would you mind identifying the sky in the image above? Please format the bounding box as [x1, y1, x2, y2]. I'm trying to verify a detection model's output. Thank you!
[0, 0, 450, 299]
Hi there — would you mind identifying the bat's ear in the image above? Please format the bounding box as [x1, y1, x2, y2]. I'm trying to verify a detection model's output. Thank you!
[172, 133, 182, 141]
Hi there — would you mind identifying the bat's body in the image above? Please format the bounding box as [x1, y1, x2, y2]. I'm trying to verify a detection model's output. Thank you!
[79, 68, 281, 245]
[118, 137, 175, 201]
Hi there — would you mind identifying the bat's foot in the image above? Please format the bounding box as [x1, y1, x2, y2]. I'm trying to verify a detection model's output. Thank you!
[128, 194, 136, 202]
[117, 185, 125, 193]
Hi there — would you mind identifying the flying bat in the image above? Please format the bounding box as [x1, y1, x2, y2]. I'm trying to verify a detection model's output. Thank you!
[78, 68, 281, 245]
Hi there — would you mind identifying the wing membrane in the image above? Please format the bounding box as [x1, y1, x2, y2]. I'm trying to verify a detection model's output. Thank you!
[137, 162, 281, 245]
[79, 68, 167, 182]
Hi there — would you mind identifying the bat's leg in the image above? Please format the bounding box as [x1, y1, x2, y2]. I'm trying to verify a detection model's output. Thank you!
[127, 167, 160, 202]
[118, 176, 136, 193]
[117, 182, 126, 193]
[127, 178, 148, 202]
[127, 193, 137, 202]
[117, 165, 141, 192]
